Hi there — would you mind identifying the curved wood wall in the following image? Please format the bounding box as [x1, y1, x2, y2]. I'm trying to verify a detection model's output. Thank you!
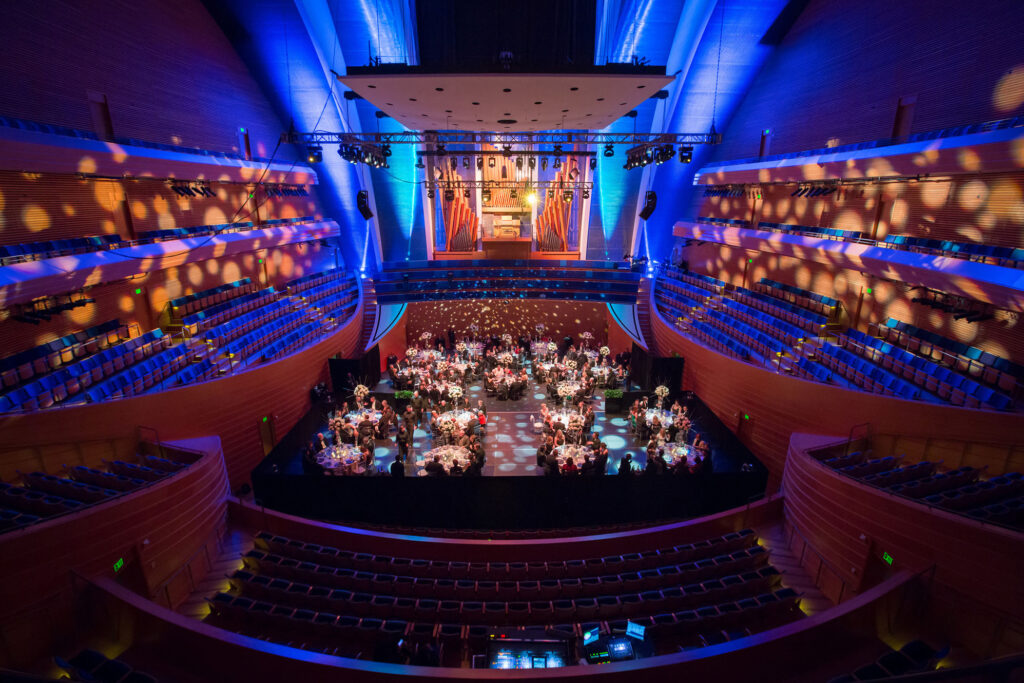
[645, 290, 1024, 486]
[0, 303, 363, 487]
[783, 433, 1024, 658]
[0, 436, 229, 669]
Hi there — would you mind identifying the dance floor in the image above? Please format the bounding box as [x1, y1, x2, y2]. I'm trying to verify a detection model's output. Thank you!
[283, 365, 743, 477]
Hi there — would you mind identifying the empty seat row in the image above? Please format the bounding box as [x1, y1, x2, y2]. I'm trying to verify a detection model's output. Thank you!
[881, 234, 1022, 265]
[84, 345, 190, 402]
[733, 286, 828, 330]
[0, 329, 171, 412]
[690, 321, 760, 364]
[0, 319, 127, 389]
[758, 278, 839, 310]
[285, 267, 349, 295]
[663, 266, 726, 294]
[221, 310, 308, 361]
[0, 233, 124, 265]
[254, 527, 757, 578]
[139, 221, 254, 242]
[260, 322, 325, 363]
[240, 545, 771, 601]
[226, 564, 782, 626]
[169, 278, 254, 317]
[703, 309, 789, 358]
[839, 329, 1013, 410]
[814, 343, 925, 402]
[204, 299, 295, 347]
[719, 298, 806, 346]
[180, 286, 276, 335]
[874, 318, 1024, 385]
[756, 221, 863, 242]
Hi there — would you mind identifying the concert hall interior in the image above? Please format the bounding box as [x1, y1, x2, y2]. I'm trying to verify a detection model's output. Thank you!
[1, 0, 1023, 680]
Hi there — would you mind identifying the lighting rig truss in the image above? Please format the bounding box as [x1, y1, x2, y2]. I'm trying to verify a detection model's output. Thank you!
[284, 130, 720, 147]
[426, 179, 594, 194]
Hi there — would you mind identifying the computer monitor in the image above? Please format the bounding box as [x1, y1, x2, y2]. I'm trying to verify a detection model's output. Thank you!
[583, 628, 600, 646]
[626, 620, 646, 641]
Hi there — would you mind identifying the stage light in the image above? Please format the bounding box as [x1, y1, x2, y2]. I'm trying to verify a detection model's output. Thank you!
[427, 187, 435, 199]
[306, 145, 322, 163]
[582, 188, 590, 199]
[415, 156, 425, 169]
[553, 157, 562, 170]
[477, 156, 483, 170]
[528, 157, 536, 169]
[567, 167, 579, 181]
[482, 188, 491, 202]
[563, 190, 573, 202]
[526, 191, 538, 206]
[488, 157, 496, 168]
[444, 188, 455, 202]
[450, 157, 458, 170]
[604, 144, 614, 157]
[381, 144, 392, 157]
[510, 188, 518, 199]
[589, 157, 597, 171]
[541, 157, 548, 170]
[678, 146, 693, 163]
[516, 157, 523, 170]
[462, 157, 470, 169]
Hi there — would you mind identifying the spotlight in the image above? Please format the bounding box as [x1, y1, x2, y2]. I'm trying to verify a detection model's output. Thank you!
[526, 191, 538, 206]
[306, 145, 323, 163]
[444, 188, 455, 202]
[415, 155, 425, 169]
[482, 188, 491, 202]
[477, 156, 483, 170]
[562, 190, 573, 202]
[567, 167, 579, 181]
[678, 146, 693, 163]
[604, 144, 614, 157]
[553, 157, 562, 170]
[427, 187, 435, 199]
[528, 157, 536, 169]
[589, 157, 597, 171]
[381, 144, 392, 157]
[488, 157, 496, 168]
[464, 189, 470, 198]
[516, 157, 523, 170]
[582, 188, 590, 199]
[541, 157, 548, 170]
[450, 157, 458, 170]
[463, 157, 470, 169]
[510, 188, 518, 199]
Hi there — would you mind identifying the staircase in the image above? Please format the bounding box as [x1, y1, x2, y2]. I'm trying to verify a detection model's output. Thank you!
[358, 279, 378, 352]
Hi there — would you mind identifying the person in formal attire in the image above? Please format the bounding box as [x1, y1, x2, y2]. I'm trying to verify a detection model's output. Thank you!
[448, 459, 464, 476]
[543, 451, 561, 476]
[395, 424, 411, 462]
[580, 453, 596, 477]
[389, 458, 405, 477]
[562, 457, 578, 475]
[314, 432, 330, 452]
[618, 453, 634, 476]
[594, 446, 609, 475]
[464, 458, 483, 477]
[424, 454, 446, 476]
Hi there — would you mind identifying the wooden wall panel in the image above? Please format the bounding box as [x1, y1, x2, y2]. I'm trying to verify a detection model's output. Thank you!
[645, 294, 1024, 486]
[711, 0, 1024, 163]
[0, 436, 229, 668]
[783, 433, 1024, 657]
[0, 303, 363, 487]
[0, 0, 286, 159]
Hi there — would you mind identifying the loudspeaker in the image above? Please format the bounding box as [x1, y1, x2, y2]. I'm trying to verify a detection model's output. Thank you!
[357, 190, 374, 219]
[638, 191, 657, 220]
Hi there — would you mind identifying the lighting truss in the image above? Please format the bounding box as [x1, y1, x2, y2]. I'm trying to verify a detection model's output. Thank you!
[425, 179, 594, 193]
[283, 130, 721, 147]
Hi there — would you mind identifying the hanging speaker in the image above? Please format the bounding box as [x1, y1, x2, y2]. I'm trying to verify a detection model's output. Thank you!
[638, 190, 657, 220]
[356, 190, 374, 220]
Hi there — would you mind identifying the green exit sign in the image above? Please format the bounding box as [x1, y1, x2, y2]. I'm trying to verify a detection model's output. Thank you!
[134, 288, 142, 295]
[113, 557, 124, 573]
[882, 551, 893, 566]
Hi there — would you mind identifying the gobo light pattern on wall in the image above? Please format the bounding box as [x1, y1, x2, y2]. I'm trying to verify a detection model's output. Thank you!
[405, 300, 609, 344]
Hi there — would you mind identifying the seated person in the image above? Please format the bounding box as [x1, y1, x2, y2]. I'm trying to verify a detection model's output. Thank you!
[448, 459, 464, 476]
[561, 457, 578, 475]
[424, 454, 446, 476]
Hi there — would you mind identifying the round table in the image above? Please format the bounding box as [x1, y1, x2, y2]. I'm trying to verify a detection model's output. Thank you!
[644, 408, 673, 425]
[435, 409, 478, 431]
[316, 444, 366, 475]
[495, 352, 518, 366]
[553, 444, 591, 467]
[347, 409, 383, 425]
[664, 444, 696, 468]
[417, 445, 472, 475]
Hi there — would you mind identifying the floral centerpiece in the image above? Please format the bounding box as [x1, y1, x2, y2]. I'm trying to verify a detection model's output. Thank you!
[448, 385, 463, 400]
[568, 413, 584, 429]
[599, 345, 610, 357]
[437, 414, 458, 433]
[557, 381, 576, 408]
[547, 341, 557, 352]
[655, 384, 670, 409]
[455, 341, 467, 353]
[501, 333, 513, 345]
[565, 359, 577, 371]
[419, 331, 432, 342]
[579, 331, 593, 345]
[353, 384, 370, 399]
[405, 348, 418, 358]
